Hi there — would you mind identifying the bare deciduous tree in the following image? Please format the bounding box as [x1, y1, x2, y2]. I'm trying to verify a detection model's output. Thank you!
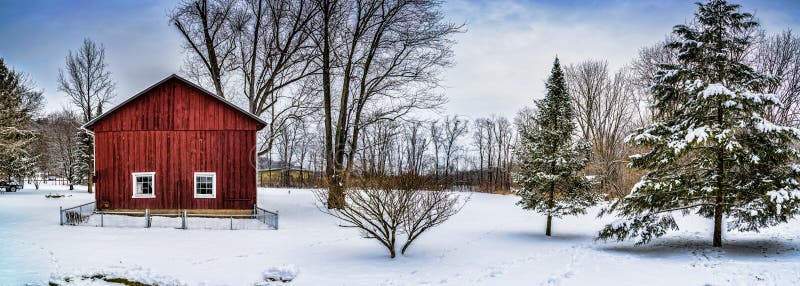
[565, 61, 636, 196]
[753, 29, 800, 127]
[171, 0, 238, 98]
[441, 116, 468, 177]
[468, 116, 515, 192]
[403, 121, 429, 177]
[174, 0, 322, 158]
[313, 0, 462, 208]
[400, 188, 464, 254]
[356, 120, 399, 177]
[39, 110, 80, 190]
[58, 38, 115, 193]
[232, 0, 319, 157]
[629, 39, 677, 127]
[58, 38, 115, 123]
[429, 120, 444, 177]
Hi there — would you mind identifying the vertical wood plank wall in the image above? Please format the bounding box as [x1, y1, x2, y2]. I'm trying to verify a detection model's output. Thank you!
[91, 78, 261, 210]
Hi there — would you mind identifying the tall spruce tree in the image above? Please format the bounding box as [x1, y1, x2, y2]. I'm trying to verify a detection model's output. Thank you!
[0, 58, 42, 181]
[70, 129, 93, 186]
[599, 0, 800, 247]
[515, 57, 599, 236]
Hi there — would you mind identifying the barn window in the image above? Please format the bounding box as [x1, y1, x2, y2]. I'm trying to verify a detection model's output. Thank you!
[194, 172, 216, 198]
[132, 172, 155, 198]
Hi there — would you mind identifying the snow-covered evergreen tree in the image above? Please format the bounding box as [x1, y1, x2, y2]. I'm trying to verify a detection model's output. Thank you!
[0, 58, 41, 181]
[514, 57, 599, 236]
[599, 0, 800, 247]
[70, 129, 93, 185]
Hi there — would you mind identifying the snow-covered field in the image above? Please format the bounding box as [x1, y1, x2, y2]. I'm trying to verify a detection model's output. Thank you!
[1, 184, 799, 285]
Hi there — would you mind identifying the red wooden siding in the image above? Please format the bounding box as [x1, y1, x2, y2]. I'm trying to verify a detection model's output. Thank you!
[88, 76, 264, 210]
[90, 78, 261, 132]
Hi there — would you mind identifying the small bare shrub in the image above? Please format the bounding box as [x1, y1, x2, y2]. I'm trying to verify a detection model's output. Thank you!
[317, 178, 467, 258]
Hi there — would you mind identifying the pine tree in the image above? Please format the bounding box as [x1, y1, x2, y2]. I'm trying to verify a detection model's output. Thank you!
[70, 129, 93, 185]
[0, 58, 41, 181]
[599, 0, 800, 247]
[514, 57, 599, 236]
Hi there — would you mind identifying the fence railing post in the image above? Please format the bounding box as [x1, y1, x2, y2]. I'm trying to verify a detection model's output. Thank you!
[230, 215, 233, 230]
[145, 209, 150, 228]
[276, 210, 279, 230]
[181, 209, 187, 230]
[59, 206, 63, 226]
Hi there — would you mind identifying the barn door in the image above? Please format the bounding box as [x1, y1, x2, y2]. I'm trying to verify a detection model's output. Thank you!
[166, 133, 182, 210]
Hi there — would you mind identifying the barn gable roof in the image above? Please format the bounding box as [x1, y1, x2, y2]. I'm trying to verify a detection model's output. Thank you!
[83, 74, 267, 130]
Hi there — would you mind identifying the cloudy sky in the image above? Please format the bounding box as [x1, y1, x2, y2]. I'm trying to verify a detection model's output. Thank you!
[1, 0, 799, 119]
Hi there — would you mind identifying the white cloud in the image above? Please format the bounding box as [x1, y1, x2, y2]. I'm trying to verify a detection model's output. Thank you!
[2, 0, 798, 121]
[439, 0, 799, 120]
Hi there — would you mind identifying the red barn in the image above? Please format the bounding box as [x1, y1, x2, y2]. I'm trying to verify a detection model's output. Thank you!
[84, 74, 266, 211]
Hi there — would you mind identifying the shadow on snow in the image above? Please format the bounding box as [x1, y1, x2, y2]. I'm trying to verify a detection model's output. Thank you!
[598, 237, 799, 259]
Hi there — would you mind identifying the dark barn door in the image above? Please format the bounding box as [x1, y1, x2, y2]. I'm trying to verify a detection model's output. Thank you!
[166, 133, 183, 210]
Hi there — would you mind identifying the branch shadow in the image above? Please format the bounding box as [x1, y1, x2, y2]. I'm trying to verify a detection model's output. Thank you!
[499, 230, 594, 243]
[598, 237, 799, 259]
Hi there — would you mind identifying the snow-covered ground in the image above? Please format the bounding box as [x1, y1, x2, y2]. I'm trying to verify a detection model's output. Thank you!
[1, 184, 799, 285]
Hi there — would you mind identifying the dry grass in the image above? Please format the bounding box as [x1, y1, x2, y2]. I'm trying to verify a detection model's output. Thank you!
[50, 275, 154, 286]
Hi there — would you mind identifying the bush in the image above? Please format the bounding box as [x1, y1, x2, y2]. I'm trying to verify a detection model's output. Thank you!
[317, 178, 467, 258]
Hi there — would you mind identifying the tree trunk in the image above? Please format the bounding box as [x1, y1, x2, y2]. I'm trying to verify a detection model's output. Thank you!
[714, 85, 725, 247]
[713, 87, 724, 248]
[320, 3, 339, 210]
[713, 194, 723, 247]
[327, 175, 346, 209]
[546, 158, 556, 237]
[87, 171, 93, 194]
[546, 214, 553, 236]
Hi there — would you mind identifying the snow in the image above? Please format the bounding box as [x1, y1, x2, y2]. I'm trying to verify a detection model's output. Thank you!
[626, 129, 659, 144]
[260, 264, 299, 283]
[682, 39, 703, 47]
[767, 187, 800, 214]
[701, 83, 736, 98]
[667, 139, 687, 153]
[684, 126, 709, 144]
[82, 213, 274, 230]
[50, 266, 187, 286]
[2, 184, 800, 285]
[722, 100, 740, 108]
[698, 83, 781, 108]
[743, 92, 781, 106]
[754, 115, 800, 137]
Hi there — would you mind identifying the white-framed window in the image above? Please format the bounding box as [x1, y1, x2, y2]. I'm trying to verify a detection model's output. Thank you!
[194, 172, 216, 199]
[132, 172, 155, 198]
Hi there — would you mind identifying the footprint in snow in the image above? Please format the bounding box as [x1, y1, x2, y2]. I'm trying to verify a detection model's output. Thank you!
[486, 268, 504, 278]
[192, 257, 219, 265]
